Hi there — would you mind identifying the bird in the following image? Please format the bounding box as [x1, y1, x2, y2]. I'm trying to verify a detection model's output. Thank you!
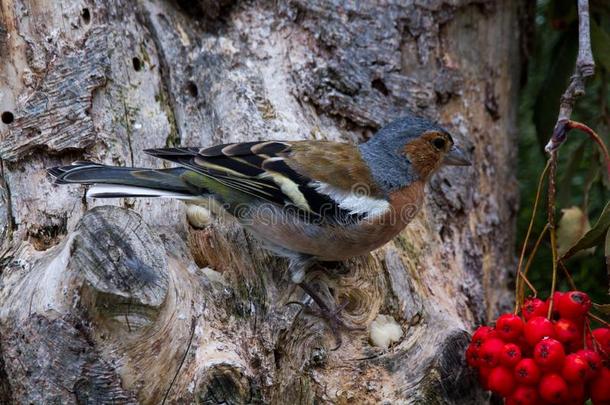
[48, 114, 471, 348]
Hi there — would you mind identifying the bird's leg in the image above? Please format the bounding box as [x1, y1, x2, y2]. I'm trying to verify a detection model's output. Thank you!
[287, 255, 364, 350]
[298, 281, 367, 349]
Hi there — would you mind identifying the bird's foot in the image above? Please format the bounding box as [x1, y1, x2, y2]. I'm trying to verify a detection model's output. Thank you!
[314, 299, 366, 350]
[290, 282, 366, 350]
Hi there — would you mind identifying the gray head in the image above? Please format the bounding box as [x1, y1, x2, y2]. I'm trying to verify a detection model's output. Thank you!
[359, 114, 471, 192]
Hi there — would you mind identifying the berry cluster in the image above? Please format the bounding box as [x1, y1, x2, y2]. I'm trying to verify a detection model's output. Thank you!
[466, 291, 610, 404]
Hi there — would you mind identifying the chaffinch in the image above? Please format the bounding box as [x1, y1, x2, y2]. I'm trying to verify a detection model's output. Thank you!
[48, 113, 471, 347]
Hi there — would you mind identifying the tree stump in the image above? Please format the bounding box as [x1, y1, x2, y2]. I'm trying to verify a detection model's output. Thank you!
[0, 0, 524, 403]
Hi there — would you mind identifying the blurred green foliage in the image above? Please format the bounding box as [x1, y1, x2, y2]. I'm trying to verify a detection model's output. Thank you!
[517, 0, 610, 306]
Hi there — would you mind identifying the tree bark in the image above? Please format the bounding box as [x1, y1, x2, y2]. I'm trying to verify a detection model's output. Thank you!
[0, 0, 523, 403]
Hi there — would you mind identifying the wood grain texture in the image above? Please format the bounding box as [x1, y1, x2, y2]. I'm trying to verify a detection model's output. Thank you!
[0, 27, 108, 161]
[0, 0, 523, 403]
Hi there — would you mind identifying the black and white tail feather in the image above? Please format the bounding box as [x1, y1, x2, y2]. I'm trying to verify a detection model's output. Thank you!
[47, 161, 202, 200]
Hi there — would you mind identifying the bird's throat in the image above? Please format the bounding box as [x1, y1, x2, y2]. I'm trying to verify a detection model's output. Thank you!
[387, 180, 425, 226]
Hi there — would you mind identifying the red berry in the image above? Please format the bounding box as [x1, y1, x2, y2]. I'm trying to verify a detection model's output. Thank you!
[514, 358, 541, 385]
[533, 338, 565, 371]
[577, 349, 602, 379]
[517, 335, 534, 357]
[592, 328, 610, 357]
[508, 385, 539, 405]
[488, 366, 515, 396]
[591, 368, 610, 404]
[567, 383, 586, 404]
[522, 298, 549, 321]
[496, 313, 525, 342]
[554, 318, 582, 346]
[563, 336, 584, 354]
[562, 353, 589, 383]
[500, 343, 522, 367]
[556, 291, 591, 320]
[466, 344, 480, 368]
[479, 338, 504, 368]
[524, 316, 555, 346]
[538, 373, 569, 403]
[471, 326, 497, 349]
[478, 366, 492, 390]
[547, 291, 564, 320]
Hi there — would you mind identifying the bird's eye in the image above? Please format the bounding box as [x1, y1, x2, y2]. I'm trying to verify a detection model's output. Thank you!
[432, 137, 446, 150]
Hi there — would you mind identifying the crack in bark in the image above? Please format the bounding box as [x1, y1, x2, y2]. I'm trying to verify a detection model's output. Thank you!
[0, 159, 14, 252]
[137, 5, 182, 147]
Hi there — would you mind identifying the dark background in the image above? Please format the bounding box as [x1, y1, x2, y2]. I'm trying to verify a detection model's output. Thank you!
[518, 0, 609, 310]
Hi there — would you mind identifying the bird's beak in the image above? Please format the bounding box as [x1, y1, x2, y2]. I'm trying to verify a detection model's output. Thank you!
[443, 145, 472, 166]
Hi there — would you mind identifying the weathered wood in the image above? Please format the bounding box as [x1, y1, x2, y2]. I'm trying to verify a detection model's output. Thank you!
[73, 206, 169, 326]
[0, 0, 524, 403]
[0, 232, 139, 403]
[0, 27, 109, 161]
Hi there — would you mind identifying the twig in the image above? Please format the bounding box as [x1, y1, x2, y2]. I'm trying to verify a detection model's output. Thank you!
[545, 0, 595, 152]
[574, 0, 595, 78]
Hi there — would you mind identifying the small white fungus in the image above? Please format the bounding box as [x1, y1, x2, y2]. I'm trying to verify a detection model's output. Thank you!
[370, 314, 403, 349]
[185, 204, 213, 228]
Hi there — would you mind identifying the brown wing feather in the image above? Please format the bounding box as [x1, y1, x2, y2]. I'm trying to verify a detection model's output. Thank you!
[285, 141, 384, 197]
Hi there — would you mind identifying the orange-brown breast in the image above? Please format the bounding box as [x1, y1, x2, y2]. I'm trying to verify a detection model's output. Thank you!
[333, 180, 426, 258]
[387, 180, 425, 225]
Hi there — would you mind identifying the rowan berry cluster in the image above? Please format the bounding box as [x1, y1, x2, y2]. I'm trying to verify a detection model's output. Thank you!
[466, 291, 610, 404]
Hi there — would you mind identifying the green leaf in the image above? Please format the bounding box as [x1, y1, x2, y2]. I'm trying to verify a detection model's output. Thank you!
[561, 201, 610, 260]
[591, 20, 610, 72]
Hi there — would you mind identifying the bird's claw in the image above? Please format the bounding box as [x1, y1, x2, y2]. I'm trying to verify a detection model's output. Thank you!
[308, 300, 366, 350]
[295, 282, 367, 350]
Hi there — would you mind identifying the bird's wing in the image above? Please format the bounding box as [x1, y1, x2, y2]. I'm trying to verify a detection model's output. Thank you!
[145, 141, 389, 222]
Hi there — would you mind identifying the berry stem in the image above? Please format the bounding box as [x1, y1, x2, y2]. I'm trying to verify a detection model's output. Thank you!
[558, 261, 577, 290]
[547, 152, 559, 319]
[583, 318, 589, 349]
[566, 120, 610, 179]
[587, 319, 604, 352]
[515, 161, 550, 314]
[523, 223, 550, 288]
[588, 311, 610, 327]
[519, 272, 538, 299]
